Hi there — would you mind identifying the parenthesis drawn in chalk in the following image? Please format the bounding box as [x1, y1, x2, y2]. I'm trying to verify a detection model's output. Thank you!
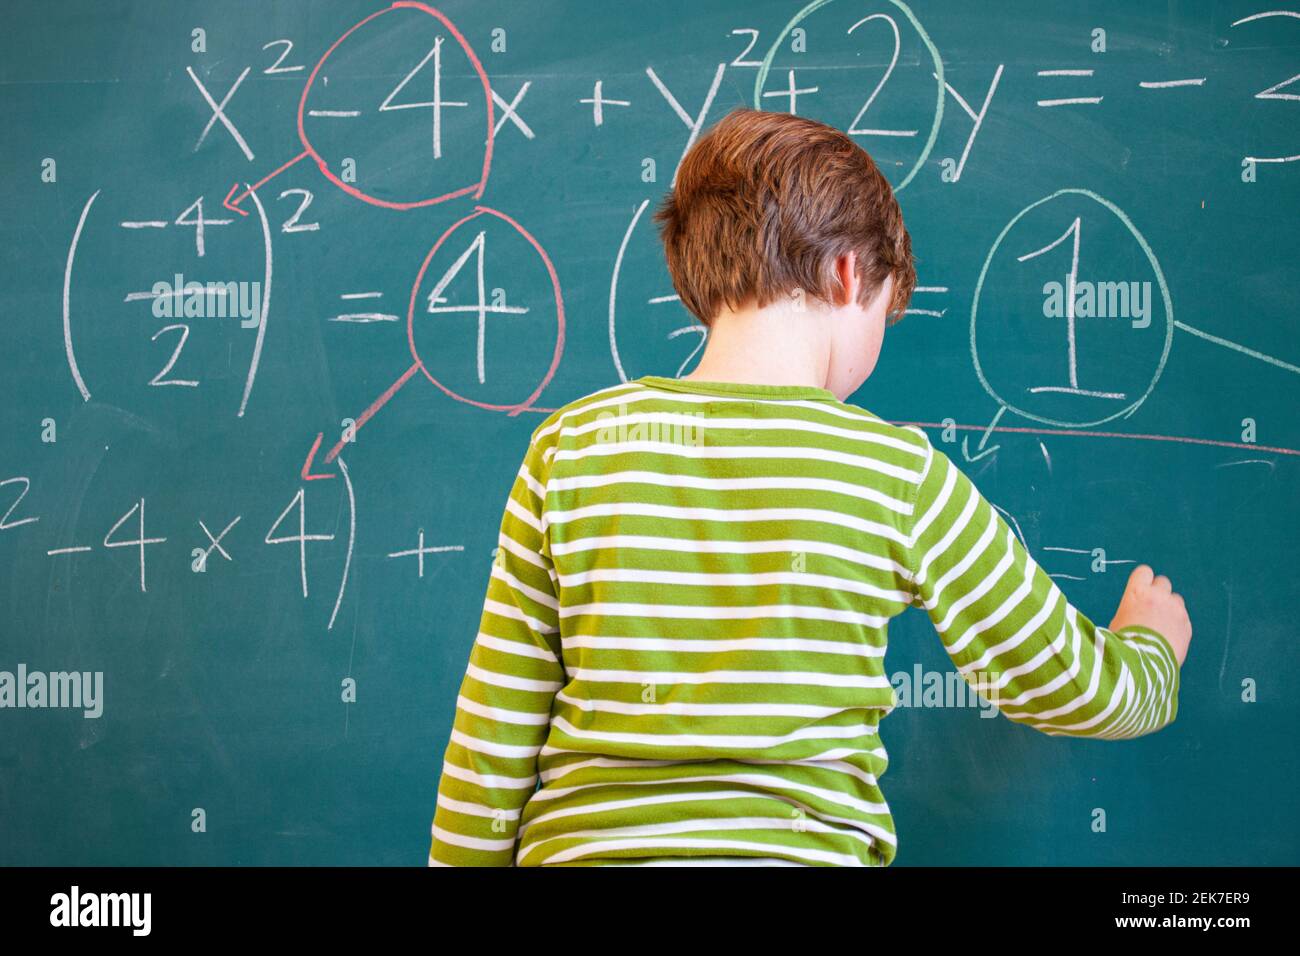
[609, 198, 650, 383]
[327, 456, 355, 631]
[237, 184, 273, 417]
[64, 190, 100, 402]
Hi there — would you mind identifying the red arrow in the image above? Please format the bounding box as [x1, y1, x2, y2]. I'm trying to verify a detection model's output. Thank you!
[300, 432, 336, 481]
[223, 150, 311, 218]
[223, 182, 250, 217]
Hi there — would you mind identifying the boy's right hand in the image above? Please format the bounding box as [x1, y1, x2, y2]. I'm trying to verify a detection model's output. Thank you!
[1109, 564, 1192, 666]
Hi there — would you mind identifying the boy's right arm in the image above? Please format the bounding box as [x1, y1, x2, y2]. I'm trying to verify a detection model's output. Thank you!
[904, 435, 1185, 739]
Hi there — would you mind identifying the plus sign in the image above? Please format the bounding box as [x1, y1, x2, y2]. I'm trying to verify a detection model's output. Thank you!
[387, 529, 464, 578]
[761, 69, 819, 114]
[579, 80, 630, 127]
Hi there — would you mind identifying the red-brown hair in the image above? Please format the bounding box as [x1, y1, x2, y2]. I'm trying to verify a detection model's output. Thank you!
[654, 107, 915, 326]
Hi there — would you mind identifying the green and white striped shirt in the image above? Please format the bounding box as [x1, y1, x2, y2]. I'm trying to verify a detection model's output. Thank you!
[428, 375, 1180, 866]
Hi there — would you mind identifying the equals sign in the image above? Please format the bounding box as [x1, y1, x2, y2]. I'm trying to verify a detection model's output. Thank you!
[1036, 69, 1103, 107]
[905, 286, 949, 318]
[329, 292, 400, 324]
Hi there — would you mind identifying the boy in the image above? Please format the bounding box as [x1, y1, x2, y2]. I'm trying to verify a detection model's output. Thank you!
[427, 107, 1192, 867]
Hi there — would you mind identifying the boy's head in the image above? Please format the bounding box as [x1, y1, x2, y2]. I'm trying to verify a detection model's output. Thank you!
[654, 107, 915, 396]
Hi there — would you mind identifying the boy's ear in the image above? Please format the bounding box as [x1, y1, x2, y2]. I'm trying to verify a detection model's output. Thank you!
[834, 251, 860, 307]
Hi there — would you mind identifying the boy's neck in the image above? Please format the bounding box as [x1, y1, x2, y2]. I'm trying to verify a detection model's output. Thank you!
[683, 301, 832, 391]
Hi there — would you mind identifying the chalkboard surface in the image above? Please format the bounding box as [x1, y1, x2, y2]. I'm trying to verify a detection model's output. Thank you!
[2, 0, 1297, 865]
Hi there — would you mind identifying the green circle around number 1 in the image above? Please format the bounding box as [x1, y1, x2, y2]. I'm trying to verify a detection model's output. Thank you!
[969, 189, 1175, 428]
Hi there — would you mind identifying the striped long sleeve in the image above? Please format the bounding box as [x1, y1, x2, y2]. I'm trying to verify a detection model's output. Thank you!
[905, 435, 1180, 739]
[428, 432, 564, 866]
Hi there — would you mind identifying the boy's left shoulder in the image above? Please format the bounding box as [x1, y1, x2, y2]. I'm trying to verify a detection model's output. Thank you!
[525, 379, 648, 453]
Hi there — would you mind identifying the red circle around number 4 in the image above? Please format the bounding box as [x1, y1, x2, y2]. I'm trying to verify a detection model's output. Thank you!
[296, 2, 495, 209]
[407, 207, 566, 414]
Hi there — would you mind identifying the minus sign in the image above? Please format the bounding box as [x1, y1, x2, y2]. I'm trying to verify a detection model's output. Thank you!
[47, 546, 93, 555]
[308, 110, 360, 117]
[124, 289, 230, 302]
[1139, 78, 1206, 88]
[328, 313, 401, 323]
[120, 221, 168, 228]
[340, 292, 384, 300]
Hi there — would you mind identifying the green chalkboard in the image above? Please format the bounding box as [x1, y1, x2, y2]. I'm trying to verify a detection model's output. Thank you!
[2, 0, 1297, 865]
